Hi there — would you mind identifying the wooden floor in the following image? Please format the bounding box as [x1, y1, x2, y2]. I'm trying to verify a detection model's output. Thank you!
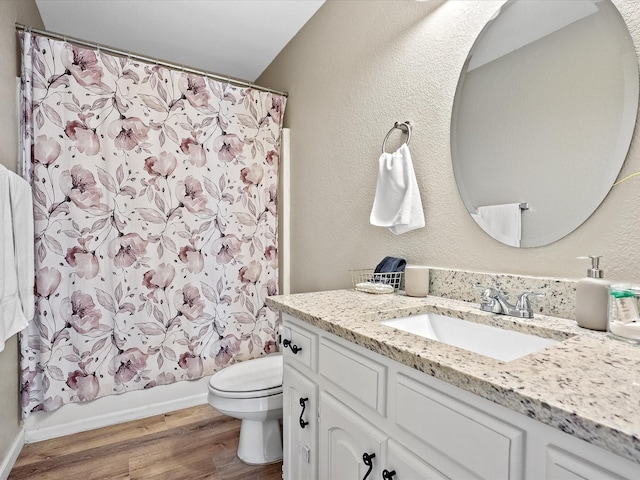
[9, 405, 283, 480]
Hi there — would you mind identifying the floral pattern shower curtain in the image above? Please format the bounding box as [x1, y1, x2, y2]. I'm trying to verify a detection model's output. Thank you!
[19, 32, 285, 416]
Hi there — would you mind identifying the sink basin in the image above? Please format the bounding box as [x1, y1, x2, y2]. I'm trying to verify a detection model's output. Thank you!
[379, 313, 559, 362]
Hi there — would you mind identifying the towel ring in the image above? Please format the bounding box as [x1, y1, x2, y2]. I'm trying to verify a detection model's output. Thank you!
[382, 121, 412, 153]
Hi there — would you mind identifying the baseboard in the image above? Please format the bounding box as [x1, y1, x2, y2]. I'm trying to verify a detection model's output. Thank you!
[0, 428, 24, 480]
[25, 376, 210, 443]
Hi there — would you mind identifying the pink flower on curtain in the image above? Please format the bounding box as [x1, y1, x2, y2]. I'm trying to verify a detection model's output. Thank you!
[144, 372, 176, 389]
[41, 396, 64, 412]
[109, 348, 149, 385]
[269, 96, 284, 125]
[265, 245, 277, 267]
[266, 183, 277, 215]
[65, 121, 100, 156]
[66, 371, 99, 402]
[267, 278, 278, 296]
[107, 117, 150, 151]
[20, 368, 38, 409]
[108, 233, 149, 268]
[178, 74, 210, 110]
[178, 245, 204, 274]
[65, 246, 99, 279]
[61, 45, 104, 87]
[142, 263, 176, 290]
[239, 261, 262, 284]
[176, 176, 207, 213]
[180, 138, 206, 167]
[34, 135, 61, 166]
[213, 133, 243, 163]
[212, 234, 242, 264]
[211, 334, 241, 367]
[174, 284, 205, 321]
[266, 150, 279, 166]
[264, 340, 278, 354]
[144, 152, 177, 177]
[34, 267, 62, 298]
[59, 165, 103, 209]
[240, 163, 264, 185]
[178, 352, 203, 378]
[60, 291, 102, 334]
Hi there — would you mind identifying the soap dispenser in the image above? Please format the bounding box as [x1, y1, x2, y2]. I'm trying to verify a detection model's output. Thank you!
[575, 256, 610, 331]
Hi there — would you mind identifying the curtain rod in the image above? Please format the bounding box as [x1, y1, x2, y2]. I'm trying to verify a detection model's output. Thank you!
[15, 23, 288, 98]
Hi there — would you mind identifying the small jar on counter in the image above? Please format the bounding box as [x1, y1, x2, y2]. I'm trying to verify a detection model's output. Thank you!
[608, 285, 640, 343]
[404, 265, 430, 297]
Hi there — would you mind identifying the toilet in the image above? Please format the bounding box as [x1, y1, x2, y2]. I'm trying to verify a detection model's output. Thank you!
[207, 353, 283, 465]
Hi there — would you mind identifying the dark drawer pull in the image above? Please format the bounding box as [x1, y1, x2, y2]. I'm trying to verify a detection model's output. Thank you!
[283, 338, 302, 354]
[362, 452, 376, 480]
[382, 469, 396, 479]
[299, 397, 309, 428]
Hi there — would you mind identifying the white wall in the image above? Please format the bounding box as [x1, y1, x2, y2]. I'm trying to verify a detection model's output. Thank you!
[258, 0, 640, 293]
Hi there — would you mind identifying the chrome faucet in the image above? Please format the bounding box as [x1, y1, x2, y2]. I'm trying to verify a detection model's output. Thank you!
[476, 286, 544, 319]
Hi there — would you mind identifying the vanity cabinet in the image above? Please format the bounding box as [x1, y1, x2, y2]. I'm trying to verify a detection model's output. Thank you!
[281, 313, 640, 480]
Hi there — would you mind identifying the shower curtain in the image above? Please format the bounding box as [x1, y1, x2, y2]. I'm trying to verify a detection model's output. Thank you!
[18, 32, 285, 416]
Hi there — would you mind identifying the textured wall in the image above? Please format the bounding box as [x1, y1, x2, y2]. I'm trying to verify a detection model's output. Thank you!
[258, 0, 640, 293]
[0, 0, 43, 469]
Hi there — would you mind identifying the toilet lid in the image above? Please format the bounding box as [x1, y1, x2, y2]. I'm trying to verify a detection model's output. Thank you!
[209, 353, 283, 396]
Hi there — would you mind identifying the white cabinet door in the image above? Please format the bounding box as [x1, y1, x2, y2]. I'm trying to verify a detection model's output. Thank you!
[319, 392, 387, 480]
[283, 364, 318, 480]
[393, 372, 525, 479]
[384, 439, 449, 480]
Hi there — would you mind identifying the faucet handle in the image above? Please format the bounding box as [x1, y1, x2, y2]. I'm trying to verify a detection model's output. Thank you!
[473, 284, 500, 298]
[475, 285, 505, 313]
[516, 291, 545, 313]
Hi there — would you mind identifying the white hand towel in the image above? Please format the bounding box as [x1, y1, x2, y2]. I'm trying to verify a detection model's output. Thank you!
[370, 144, 425, 235]
[0, 164, 35, 352]
[471, 203, 522, 247]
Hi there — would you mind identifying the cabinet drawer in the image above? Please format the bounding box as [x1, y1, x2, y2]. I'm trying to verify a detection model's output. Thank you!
[394, 373, 525, 480]
[546, 445, 628, 480]
[319, 338, 387, 415]
[386, 439, 449, 480]
[282, 314, 317, 372]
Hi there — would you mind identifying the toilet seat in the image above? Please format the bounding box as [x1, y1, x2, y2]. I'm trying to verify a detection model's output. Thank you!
[209, 353, 283, 399]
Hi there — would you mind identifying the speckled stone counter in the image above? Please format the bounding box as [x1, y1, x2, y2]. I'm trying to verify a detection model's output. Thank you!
[266, 289, 640, 465]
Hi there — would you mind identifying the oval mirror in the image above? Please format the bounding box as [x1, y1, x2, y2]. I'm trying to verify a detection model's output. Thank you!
[451, 0, 639, 248]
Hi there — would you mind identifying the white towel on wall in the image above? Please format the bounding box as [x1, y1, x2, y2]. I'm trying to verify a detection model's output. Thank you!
[471, 203, 522, 247]
[0, 164, 35, 352]
[370, 143, 425, 235]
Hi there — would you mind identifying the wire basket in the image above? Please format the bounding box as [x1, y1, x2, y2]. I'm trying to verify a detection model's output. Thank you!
[350, 269, 404, 294]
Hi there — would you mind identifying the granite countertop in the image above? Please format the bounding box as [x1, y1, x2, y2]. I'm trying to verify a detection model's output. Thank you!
[266, 289, 640, 465]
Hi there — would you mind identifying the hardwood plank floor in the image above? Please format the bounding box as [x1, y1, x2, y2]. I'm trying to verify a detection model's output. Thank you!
[9, 405, 283, 480]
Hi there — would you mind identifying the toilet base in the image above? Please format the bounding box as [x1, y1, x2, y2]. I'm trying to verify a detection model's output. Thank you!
[237, 418, 283, 465]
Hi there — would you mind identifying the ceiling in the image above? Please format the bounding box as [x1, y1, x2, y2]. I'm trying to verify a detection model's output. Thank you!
[34, 0, 325, 82]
